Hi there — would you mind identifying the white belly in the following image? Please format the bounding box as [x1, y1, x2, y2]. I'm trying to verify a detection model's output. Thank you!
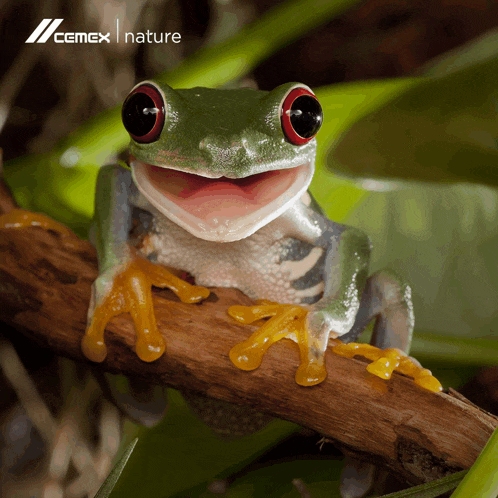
[139, 209, 324, 305]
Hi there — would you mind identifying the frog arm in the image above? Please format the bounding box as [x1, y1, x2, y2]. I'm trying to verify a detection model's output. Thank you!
[274, 198, 371, 337]
[228, 201, 369, 385]
[308, 224, 371, 339]
[278, 200, 414, 348]
[82, 164, 209, 364]
[91, 164, 134, 272]
[82, 164, 140, 362]
[86, 166, 170, 425]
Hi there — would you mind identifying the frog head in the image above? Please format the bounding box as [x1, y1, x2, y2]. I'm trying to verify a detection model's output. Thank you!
[122, 81, 323, 242]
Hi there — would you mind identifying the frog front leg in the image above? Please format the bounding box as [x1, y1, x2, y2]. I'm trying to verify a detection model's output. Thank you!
[81, 164, 209, 363]
[230, 222, 372, 386]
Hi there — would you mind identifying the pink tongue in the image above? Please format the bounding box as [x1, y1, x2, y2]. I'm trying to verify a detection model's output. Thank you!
[147, 165, 299, 220]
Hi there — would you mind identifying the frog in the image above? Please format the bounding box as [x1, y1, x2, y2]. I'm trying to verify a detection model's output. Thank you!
[83, 80, 440, 388]
[1, 80, 442, 498]
[0, 80, 441, 392]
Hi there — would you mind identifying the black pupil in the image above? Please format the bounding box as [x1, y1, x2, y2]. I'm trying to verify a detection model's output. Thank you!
[290, 95, 323, 138]
[122, 92, 159, 137]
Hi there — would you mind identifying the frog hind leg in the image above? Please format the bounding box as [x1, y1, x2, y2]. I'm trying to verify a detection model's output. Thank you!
[95, 371, 168, 427]
[227, 270, 419, 389]
[339, 269, 414, 350]
[340, 456, 376, 498]
[338, 270, 414, 498]
[333, 269, 442, 392]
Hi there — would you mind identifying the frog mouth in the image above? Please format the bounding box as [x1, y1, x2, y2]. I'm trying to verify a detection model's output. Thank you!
[130, 159, 314, 242]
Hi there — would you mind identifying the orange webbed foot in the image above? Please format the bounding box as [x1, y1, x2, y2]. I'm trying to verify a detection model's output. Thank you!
[228, 302, 327, 386]
[82, 253, 209, 363]
[332, 343, 443, 392]
[0, 208, 76, 238]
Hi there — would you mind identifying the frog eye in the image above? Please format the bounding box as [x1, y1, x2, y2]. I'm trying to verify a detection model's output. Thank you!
[122, 83, 165, 143]
[281, 87, 323, 145]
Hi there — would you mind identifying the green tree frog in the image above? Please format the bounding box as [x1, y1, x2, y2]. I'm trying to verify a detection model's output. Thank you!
[0, 80, 442, 497]
[0, 80, 441, 394]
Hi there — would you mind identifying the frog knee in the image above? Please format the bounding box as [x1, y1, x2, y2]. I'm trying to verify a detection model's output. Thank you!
[368, 269, 412, 308]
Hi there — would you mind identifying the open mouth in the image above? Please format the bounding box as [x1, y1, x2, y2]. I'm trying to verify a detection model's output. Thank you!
[130, 159, 314, 242]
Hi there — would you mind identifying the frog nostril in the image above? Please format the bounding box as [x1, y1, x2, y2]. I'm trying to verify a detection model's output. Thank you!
[199, 137, 245, 156]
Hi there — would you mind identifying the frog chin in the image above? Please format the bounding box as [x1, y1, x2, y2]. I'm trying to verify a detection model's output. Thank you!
[130, 158, 314, 242]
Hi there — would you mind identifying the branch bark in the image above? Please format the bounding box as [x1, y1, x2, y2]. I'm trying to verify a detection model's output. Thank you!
[1, 178, 497, 485]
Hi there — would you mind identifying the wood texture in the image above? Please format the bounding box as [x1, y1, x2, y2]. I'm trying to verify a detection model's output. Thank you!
[0, 180, 497, 485]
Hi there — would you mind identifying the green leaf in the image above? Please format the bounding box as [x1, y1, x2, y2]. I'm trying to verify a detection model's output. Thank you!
[450, 428, 498, 498]
[343, 183, 498, 342]
[411, 331, 498, 366]
[419, 28, 498, 78]
[377, 470, 466, 498]
[94, 438, 138, 498]
[329, 57, 498, 187]
[311, 78, 417, 221]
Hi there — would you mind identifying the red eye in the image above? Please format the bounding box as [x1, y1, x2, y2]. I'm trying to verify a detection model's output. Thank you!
[122, 83, 165, 143]
[281, 87, 323, 145]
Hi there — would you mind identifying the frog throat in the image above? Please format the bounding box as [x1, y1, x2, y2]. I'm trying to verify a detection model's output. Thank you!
[130, 158, 314, 242]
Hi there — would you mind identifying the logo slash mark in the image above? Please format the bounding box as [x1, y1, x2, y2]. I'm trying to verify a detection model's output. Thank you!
[25, 19, 64, 43]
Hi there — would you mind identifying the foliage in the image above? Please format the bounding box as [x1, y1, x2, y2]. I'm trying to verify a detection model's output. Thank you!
[450, 427, 498, 498]
[94, 439, 138, 498]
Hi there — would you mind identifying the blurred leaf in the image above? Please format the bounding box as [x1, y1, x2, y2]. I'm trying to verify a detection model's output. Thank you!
[311, 78, 417, 220]
[412, 331, 498, 366]
[95, 438, 138, 498]
[377, 470, 466, 498]
[4, 0, 362, 231]
[162, 0, 362, 90]
[418, 362, 479, 391]
[109, 390, 297, 498]
[329, 56, 498, 186]
[450, 428, 498, 498]
[419, 28, 498, 78]
[344, 184, 498, 341]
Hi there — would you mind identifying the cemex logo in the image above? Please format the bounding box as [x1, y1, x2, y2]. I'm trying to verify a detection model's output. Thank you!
[26, 19, 110, 44]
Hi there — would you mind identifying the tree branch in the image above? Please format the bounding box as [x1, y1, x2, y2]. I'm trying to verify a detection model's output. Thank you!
[1, 177, 497, 486]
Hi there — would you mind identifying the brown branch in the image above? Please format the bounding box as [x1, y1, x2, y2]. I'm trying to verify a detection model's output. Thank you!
[0, 178, 497, 485]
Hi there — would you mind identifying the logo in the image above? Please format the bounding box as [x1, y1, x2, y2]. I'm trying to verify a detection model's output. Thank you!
[26, 19, 110, 44]
[26, 19, 181, 45]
